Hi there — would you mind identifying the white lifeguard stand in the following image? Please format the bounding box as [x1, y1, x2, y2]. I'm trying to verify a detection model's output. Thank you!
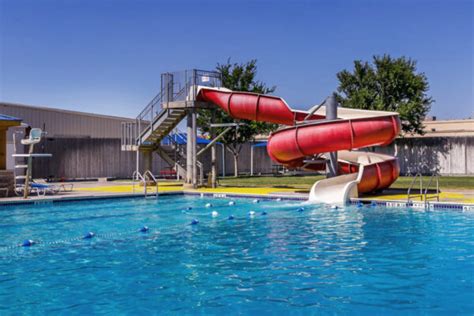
[12, 128, 52, 198]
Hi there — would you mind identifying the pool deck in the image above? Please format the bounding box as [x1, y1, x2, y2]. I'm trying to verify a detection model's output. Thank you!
[1, 180, 473, 209]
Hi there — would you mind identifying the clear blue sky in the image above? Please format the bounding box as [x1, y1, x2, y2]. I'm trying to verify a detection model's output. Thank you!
[1, 0, 472, 119]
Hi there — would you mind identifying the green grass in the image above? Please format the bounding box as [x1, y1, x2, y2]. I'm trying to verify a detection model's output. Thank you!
[218, 175, 474, 190]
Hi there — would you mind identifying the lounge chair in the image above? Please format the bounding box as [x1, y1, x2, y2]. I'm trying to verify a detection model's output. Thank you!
[14, 180, 73, 197]
[34, 179, 74, 193]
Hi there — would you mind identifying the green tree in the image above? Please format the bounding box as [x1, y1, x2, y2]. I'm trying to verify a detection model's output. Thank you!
[198, 59, 278, 177]
[336, 55, 433, 135]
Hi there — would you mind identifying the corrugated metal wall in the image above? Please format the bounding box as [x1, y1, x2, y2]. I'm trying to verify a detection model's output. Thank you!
[31, 138, 170, 179]
[0, 102, 134, 139]
[2, 102, 471, 178]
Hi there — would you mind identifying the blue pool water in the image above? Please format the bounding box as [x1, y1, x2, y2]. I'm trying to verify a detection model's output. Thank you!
[0, 195, 473, 315]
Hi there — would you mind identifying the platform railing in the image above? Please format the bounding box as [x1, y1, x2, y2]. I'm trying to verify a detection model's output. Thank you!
[121, 122, 138, 150]
[122, 69, 222, 150]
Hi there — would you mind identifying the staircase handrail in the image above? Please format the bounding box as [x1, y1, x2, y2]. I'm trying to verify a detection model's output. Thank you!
[137, 90, 163, 121]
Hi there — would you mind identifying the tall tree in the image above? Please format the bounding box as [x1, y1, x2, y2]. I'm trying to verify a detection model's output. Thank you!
[336, 55, 433, 135]
[197, 59, 278, 177]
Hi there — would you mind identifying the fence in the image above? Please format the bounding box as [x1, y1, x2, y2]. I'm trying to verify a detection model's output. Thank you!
[24, 136, 474, 180]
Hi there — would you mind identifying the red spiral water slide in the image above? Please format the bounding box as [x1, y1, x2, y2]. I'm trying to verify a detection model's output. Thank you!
[197, 87, 401, 193]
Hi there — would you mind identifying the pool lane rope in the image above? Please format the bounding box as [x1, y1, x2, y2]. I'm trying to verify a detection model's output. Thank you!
[0, 225, 154, 252]
[2, 202, 307, 253]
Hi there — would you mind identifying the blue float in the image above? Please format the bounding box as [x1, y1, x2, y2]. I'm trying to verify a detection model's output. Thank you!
[186, 207, 193, 210]
[371, 201, 378, 207]
[261, 211, 267, 215]
[357, 201, 364, 208]
[228, 215, 235, 220]
[83, 232, 95, 239]
[297, 207, 304, 212]
[21, 240, 35, 247]
[191, 219, 199, 225]
[139, 226, 149, 233]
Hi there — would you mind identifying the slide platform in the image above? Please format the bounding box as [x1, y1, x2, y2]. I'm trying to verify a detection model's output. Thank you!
[197, 86, 401, 203]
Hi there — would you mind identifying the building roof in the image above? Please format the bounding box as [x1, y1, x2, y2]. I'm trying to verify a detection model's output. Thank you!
[0, 101, 134, 121]
[404, 119, 474, 137]
[0, 113, 22, 128]
[0, 114, 22, 121]
[0, 101, 135, 138]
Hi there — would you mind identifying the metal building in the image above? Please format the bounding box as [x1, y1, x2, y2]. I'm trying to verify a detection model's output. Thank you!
[0, 101, 169, 179]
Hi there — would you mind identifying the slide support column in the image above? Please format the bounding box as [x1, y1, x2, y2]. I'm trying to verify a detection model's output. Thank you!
[142, 149, 153, 173]
[326, 94, 339, 177]
[192, 109, 198, 188]
[186, 112, 193, 184]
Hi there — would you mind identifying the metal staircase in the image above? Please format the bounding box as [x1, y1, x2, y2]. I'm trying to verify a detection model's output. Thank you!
[121, 69, 221, 185]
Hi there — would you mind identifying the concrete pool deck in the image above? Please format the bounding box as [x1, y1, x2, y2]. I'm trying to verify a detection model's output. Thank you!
[0, 180, 473, 208]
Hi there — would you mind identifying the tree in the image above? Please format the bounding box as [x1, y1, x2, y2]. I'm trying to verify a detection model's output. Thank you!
[197, 59, 278, 177]
[336, 55, 433, 135]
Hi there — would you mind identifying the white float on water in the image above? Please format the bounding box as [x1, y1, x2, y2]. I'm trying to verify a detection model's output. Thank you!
[205, 203, 213, 208]
[228, 201, 235, 206]
[211, 211, 219, 217]
[249, 211, 256, 218]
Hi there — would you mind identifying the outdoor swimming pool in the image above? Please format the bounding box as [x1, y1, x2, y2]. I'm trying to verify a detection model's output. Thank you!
[0, 195, 473, 314]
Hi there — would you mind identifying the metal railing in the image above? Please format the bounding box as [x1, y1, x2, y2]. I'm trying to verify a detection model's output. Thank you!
[121, 69, 222, 150]
[132, 170, 158, 198]
[164, 127, 205, 186]
[424, 174, 440, 202]
[407, 173, 440, 205]
[143, 170, 159, 198]
[407, 173, 423, 202]
[121, 122, 138, 150]
[132, 171, 146, 194]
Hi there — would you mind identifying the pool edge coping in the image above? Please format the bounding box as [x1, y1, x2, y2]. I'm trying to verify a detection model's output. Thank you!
[0, 190, 472, 211]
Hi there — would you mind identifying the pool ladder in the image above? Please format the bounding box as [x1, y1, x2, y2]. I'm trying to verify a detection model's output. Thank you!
[407, 173, 440, 205]
[132, 170, 158, 198]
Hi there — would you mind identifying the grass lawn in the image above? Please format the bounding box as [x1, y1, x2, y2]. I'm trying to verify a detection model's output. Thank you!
[218, 175, 474, 191]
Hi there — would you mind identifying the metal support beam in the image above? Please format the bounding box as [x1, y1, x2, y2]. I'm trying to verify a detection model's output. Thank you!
[191, 110, 198, 188]
[219, 143, 226, 178]
[196, 126, 232, 157]
[186, 112, 193, 184]
[326, 93, 339, 177]
[304, 99, 327, 121]
[142, 149, 153, 174]
[250, 145, 254, 176]
[210, 112, 217, 188]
